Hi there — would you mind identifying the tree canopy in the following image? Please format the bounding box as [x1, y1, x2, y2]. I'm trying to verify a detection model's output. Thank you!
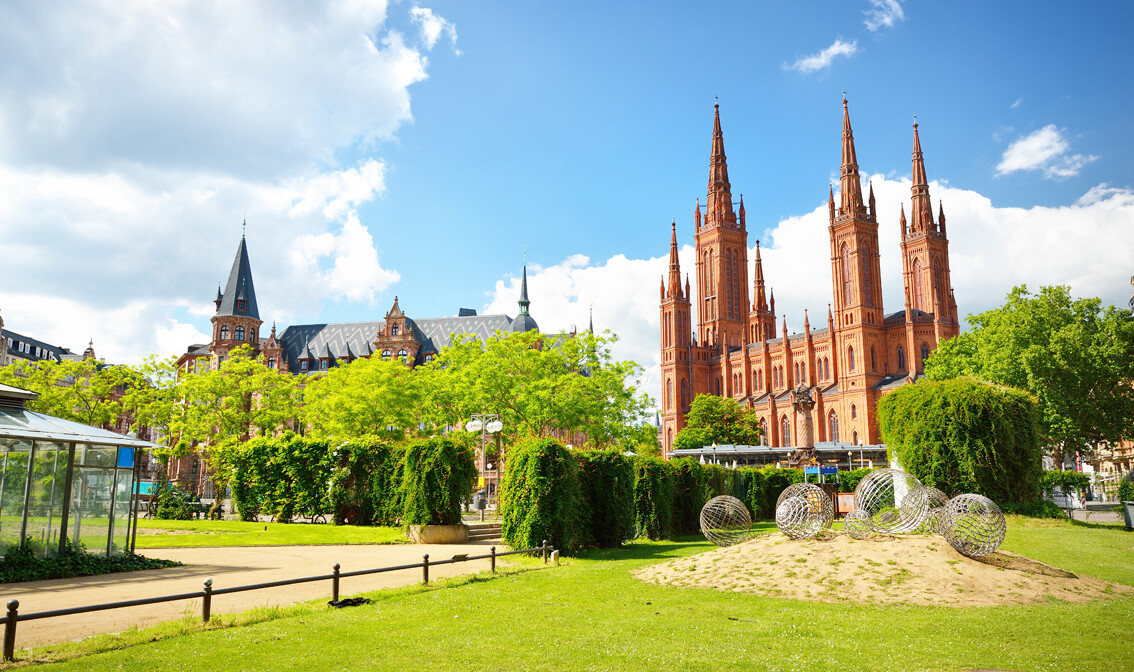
[925, 285, 1134, 466]
[672, 394, 763, 451]
[0, 357, 131, 427]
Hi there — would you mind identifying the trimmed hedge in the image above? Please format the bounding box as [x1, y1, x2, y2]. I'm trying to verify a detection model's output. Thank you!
[500, 438, 584, 553]
[879, 377, 1042, 503]
[401, 437, 477, 526]
[328, 437, 404, 526]
[631, 456, 675, 540]
[577, 449, 635, 547]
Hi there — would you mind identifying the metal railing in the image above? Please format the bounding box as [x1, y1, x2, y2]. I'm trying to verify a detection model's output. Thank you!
[1, 541, 554, 661]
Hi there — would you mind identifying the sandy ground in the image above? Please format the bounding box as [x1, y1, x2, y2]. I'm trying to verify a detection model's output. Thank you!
[2, 543, 506, 649]
[632, 532, 1133, 607]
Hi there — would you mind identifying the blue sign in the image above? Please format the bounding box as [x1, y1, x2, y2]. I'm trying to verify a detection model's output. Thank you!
[820, 466, 838, 475]
[116, 447, 135, 468]
[804, 467, 820, 475]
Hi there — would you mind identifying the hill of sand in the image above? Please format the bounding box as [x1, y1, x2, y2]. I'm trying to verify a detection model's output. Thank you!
[632, 532, 1132, 607]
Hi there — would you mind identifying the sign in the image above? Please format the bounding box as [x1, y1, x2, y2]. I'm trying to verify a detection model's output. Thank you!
[836, 493, 856, 513]
[804, 467, 820, 475]
[478, 477, 485, 487]
[820, 466, 838, 475]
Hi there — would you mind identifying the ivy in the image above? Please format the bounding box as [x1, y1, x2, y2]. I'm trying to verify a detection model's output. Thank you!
[400, 437, 477, 527]
[0, 540, 181, 584]
[576, 449, 635, 547]
[629, 456, 675, 540]
[499, 438, 584, 553]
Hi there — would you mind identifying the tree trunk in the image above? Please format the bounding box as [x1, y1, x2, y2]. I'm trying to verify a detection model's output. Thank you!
[1051, 444, 1064, 470]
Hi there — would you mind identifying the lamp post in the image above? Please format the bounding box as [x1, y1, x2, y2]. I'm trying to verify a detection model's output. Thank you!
[466, 414, 503, 512]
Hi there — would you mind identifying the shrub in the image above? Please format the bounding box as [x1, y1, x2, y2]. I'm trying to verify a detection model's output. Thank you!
[742, 467, 803, 519]
[1117, 470, 1134, 503]
[500, 438, 584, 553]
[328, 437, 404, 526]
[670, 458, 710, 534]
[0, 540, 181, 584]
[227, 433, 335, 522]
[1000, 500, 1066, 518]
[1040, 470, 1090, 496]
[629, 456, 675, 540]
[577, 449, 635, 547]
[879, 377, 1043, 503]
[838, 468, 877, 495]
[154, 483, 201, 520]
[401, 437, 477, 526]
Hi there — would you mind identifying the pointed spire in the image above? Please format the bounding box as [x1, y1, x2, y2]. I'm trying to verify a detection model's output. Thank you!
[868, 181, 876, 218]
[705, 102, 736, 229]
[827, 304, 834, 329]
[738, 194, 746, 229]
[666, 221, 682, 297]
[685, 273, 690, 299]
[217, 236, 260, 320]
[781, 315, 788, 338]
[770, 289, 776, 316]
[752, 240, 768, 311]
[588, 305, 594, 334]
[938, 201, 947, 236]
[803, 309, 811, 334]
[839, 98, 865, 216]
[828, 184, 836, 223]
[694, 198, 701, 229]
[214, 284, 223, 312]
[899, 203, 908, 238]
[910, 122, 934, 233]
[511, 264, 539, 333]
[518, 266, 530, 315]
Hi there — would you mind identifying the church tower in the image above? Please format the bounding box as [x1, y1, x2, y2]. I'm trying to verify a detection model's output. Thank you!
[210, 233, 263, 365]
[748, 240, 776, 343]
[694, 104, 750, 350]
[660, 222, 693, 455]
[899, 121, 960, 372]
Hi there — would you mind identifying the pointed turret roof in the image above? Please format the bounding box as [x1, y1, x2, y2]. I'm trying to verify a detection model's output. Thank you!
[705, 103, 737, 230]
[666, 221, 682, 298]
[216, 236, 260, 320]
[910, 122, 935, 233]
[839, 98, 865, 216]
[510, 265, 539, 333]
[752, 240, 768, 311]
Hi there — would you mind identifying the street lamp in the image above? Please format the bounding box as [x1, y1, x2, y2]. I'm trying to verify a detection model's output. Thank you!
[467, 414, 503, 513]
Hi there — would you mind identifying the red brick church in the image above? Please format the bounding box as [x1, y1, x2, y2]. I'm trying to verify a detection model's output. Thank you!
[659, 98, 960, 456]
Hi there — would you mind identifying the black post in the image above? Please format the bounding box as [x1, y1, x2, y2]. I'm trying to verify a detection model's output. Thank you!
[3, 600, 18, 662]
[422, 554, 430, 585]
[490, 546, 496, 573]
[202, 578, 213, 623]
[542, 539, 549, 564]
[332, 563, 340, 602]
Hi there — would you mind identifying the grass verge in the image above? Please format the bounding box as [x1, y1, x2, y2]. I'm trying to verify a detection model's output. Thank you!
[133, 519, 406, 548]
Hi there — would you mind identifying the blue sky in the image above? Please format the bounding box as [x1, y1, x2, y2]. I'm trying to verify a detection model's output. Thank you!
[1, 1, 1132, 403]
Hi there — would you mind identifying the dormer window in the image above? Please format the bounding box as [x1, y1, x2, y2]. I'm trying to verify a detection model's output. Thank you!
[391, 325, 399, 336]
[320, 359, 329, 370]
[300, 360, 309, 371]
[268, 357, 276, 368]
[235, 326, 245, 341]
[237, 299, 247, 310]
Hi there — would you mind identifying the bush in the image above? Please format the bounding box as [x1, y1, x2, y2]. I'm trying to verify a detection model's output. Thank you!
[154, 483, 201, 520]
[1117, 470, 1134, 503]
[577, 449, 635, 547]
[740, 467, 803, 519]
[401, 437, 477, 526]
[228, 433, 335, 522]
[879, 377, 1043, 504]
[1040, 470, 1090, 496]
[500, 438, 584, 553]
[328, 437, 404, 526]
[838, 468, 877, 495]
[0, 540, 181, 584]
[629, 456, 675, 540]
[1000, 500, 1067, 519]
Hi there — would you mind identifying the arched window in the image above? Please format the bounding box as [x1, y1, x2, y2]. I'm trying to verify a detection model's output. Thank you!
[897, 345, 906, 371]
[235, 326, 245, 341]
[801, 362, 806, 381]
[870, 345, 876, 371]
[824, 357, 830, 380]
[933, 257, 945, 309]
[848, 346, 856, 371]
[921, 342, 930, 365]
[760, 418, 768, 445]
[912, 257, 924, 311]
[781, 415, 791, 447]
[861, 243, 873, 307]
[667, 428, 673, 453]
[397, 349, 407, 362]
[726, 250, 734, 320]
[220, 325, 229, 340]
[320, 358, 329, 370]
[680, 379, 688, 412]
[851, 404, 857, 419]
[391, 325, 399, 336]
[852, 431, 859, 445]
[816, 357, 823, 380]
[299, 360, 308, 371]
[666, 379, 672, 411]
[251, 329, 257, 341]
[841, 243, 853, 306]
[381, 350, 391, 360]
[828, 410, 840, 443]
[267, 357, 275, 368]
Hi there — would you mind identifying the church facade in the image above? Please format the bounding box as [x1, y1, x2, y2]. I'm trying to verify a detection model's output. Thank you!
[659, 99, 960, 456]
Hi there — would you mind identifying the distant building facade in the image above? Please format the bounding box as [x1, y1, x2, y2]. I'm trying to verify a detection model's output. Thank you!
[659, 99, 961, 456]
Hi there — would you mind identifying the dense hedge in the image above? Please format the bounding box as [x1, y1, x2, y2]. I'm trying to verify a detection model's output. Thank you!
[328, 437, 404, 526]
[577, 449, 635, 547]
[878, 377, 1042, 504]
[631, 457, 675, 540]
[500, 438, 584, 553]
[0, 540, 181, 584]
[1120, 470, 1134, 503]
[228, 433, 335, 522]
[836, 468, 877, 496]
[401, 437, 477, 526]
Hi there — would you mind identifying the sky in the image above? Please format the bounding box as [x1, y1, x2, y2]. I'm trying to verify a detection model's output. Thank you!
[2, 1, 1132, 412]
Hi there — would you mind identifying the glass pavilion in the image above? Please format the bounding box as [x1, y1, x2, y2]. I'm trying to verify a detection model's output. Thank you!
[0, 383, 157, 558]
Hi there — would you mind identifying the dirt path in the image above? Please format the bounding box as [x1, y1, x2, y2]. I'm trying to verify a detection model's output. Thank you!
[2, 543, 505, 649]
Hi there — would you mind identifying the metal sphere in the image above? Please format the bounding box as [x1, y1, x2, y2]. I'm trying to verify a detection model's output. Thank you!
[853, 468, 929, 534]
[699, 495, 753, 547]
[922, 486, 950, 534]
[774, 484, 833, 540]
[940, 494, 1006, 557]
[843, 509, 872, 539]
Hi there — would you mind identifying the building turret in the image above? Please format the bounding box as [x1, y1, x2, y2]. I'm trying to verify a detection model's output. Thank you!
[210, 233, 263, 363]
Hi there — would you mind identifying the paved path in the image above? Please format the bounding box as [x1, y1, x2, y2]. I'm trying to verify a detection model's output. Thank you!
[2, 543, 506, 649]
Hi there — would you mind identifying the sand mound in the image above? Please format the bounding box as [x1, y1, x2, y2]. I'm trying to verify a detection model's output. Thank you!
[632, 533, 1132, 607]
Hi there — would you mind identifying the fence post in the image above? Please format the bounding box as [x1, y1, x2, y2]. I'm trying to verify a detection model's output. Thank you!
[422, 553, 430, 585]
[332, 563, 341, 602]
[542, 539, 549, 564]
[490, 546, 496, 573]
[3, 600, 18, 662]
[202, 578, 213, 623]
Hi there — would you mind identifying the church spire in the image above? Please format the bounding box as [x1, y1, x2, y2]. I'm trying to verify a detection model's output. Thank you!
[518, 265, 530, 316]
[216, 235, 259, 319]
[666, 221, 682, 298]
[752, 240, 768, 311]
[839, 98, 865, 216]
[910, 122, 934, 233]
[705, 102, 737, 230]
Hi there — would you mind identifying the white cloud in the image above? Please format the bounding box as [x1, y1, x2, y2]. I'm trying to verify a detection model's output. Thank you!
[863, 0, 905, 31]
[486, 178, 1134, 413]
[1011, 98, 1023, 109]
[996, 125, 1099, 179]
[411, 6, 461, 54]
[785, 39, 859, 74]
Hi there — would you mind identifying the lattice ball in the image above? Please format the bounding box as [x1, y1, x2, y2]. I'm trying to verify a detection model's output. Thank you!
[922, 487, 950, 534]
[854, 468, 929, 534]
[843, 509, 872, 539]
[774, 484, 833, 540]
[775, 482, 821, 511]
[940, 494, 1006, 557]
[699, 495, 753, 547]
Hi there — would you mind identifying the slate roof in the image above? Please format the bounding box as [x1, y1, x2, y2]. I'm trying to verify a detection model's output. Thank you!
[2, 329, 71, 363]
[216, 237, 260, 320]
[884, 308, 932, 323]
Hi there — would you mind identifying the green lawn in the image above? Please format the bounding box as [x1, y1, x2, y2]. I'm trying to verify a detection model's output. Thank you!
[17, 516, 1134, 671]
[133, 519, 407, 548]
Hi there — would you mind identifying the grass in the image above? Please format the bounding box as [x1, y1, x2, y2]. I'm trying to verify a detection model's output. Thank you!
[11, 516, 1134, 671]
[133, 519, 407, 548]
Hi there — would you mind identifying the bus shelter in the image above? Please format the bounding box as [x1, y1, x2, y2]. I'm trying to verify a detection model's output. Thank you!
[0, 383, 158, 558]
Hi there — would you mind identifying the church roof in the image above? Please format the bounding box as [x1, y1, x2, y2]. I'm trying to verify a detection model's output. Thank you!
[216, 237, 260, 320]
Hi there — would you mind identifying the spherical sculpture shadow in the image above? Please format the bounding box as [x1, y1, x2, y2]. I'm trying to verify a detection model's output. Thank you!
[940, 494, 1006, 557]
[843, 509, 872, 539]
[854, 468, 929, 534]
[774, 483, 833, 540]
[922, 486, 950, 535]
[699, 495, 753, 547]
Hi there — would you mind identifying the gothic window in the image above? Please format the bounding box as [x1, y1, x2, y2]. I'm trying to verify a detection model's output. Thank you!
[425, 354, 434, 363]
[851, 404, 857, 419]
[828, 411, 840, 443]
[933, 257, 945, 309]
[760, 418, 768, 445]
[726, 250, 734, 320]
[299, 360, 308, 371]
[267, 357, 275, 368]
[848, 346, 856, 371]
[666, 379, 672, 411]
[816, 357, 823, 380]
[680, 379, 688, 412]
[382, 350, 391, 360]
[824, 357, 830, 380]
[755, 369, 762, 390]
[870, 345, 876, 371]
[397, 349, 408, 362]
[235, 326, 245, 341]
[841, 243, 852, 307]
[912, 258, 924, 311]
[921, 342, 930, 364]
[861, 244, 874, 307]
[897, 345, 906, 371]
[801, 362, 806, 381]
[852, 431, 859, 445]
[219, 325, 229, 340]
[781, 415, 791, 447]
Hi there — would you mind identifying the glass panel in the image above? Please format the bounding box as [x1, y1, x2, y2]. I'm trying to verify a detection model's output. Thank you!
[111, 469, 134, 555]
[76, 446, 116, 468]
[70, 466, 113, 556]
[25, 441, 69, 558]
[0, 437, 33, 553]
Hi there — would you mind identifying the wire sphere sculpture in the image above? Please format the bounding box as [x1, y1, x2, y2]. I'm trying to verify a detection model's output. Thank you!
[854, 468, 929, 534]
[922, 487, 950, 534]
[843, 509, 872, 539]
[775, 482, 821, 511]
[940, 494, 1006, 557]
[774, 483, 833, 540]
[699, 495, 753, 547]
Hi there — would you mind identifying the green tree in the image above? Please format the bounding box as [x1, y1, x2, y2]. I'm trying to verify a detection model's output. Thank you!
[672, 394, 763, 450]
[302, 355, 423, 440]
[925, 285, 1134, 468]
[0, 357, 129, 427]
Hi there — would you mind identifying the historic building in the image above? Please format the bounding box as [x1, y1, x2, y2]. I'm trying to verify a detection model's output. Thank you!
[659, 99, 960, 456]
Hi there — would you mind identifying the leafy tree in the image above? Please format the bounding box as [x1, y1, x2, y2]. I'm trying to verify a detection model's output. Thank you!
[302, 355, 423, 440]
[672, 394, 763, 450]
[926, 285, 1134, 468]
[0, 357, 129, 427]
